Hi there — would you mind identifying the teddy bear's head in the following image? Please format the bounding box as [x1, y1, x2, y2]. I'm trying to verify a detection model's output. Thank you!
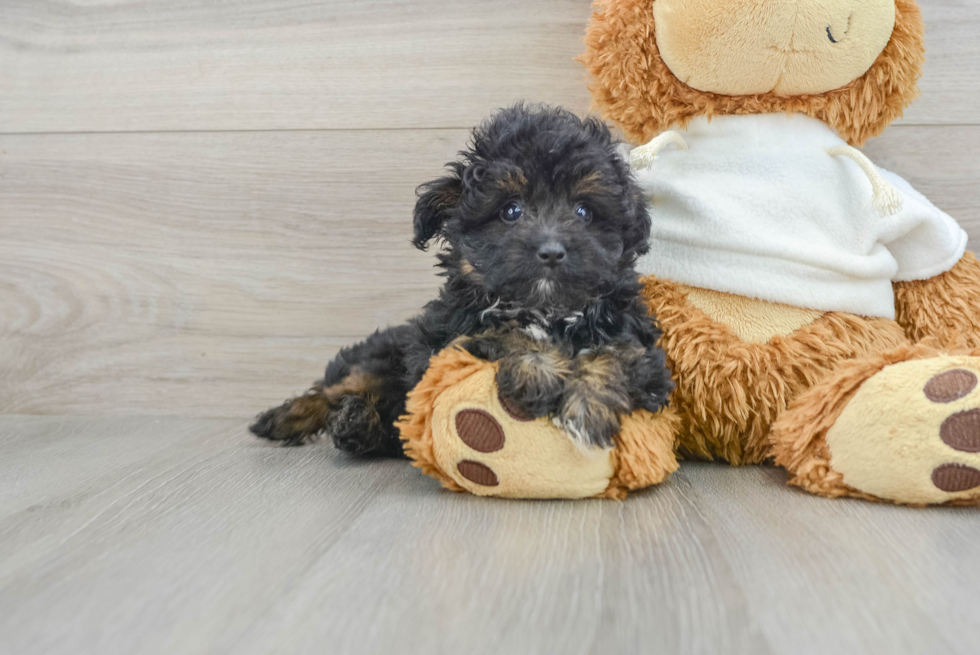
[581, 0, 925, 146]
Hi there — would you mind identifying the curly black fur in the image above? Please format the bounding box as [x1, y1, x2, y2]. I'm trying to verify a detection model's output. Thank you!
[251, 104, 673, 456]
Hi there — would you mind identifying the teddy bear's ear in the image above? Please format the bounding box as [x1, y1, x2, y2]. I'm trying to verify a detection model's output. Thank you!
[412, 168, 463, 250]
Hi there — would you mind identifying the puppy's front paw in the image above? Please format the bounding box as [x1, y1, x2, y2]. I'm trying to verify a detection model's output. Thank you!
[555, 393, 624, 450]
[495, 351, 570, 420]
[457, 335, 506, 362]
[556, 363, 632, 449]
[326, 395, 403, 458]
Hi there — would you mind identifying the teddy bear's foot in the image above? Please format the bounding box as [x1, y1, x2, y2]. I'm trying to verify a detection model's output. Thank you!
[398, 347, 680, 499]
[416, 363, 617, 498]
[771, 345, 980, 505]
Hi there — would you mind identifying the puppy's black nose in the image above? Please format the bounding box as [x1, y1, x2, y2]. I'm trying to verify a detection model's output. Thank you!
[537, 242, 566, 267]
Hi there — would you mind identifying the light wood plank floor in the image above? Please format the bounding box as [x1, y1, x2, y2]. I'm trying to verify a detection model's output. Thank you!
[3, 1, 980, 653]
[1, 415, 979, 655]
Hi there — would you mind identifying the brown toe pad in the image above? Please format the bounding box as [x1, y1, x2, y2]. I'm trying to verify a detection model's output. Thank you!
[455, 409, 506, 453]
[932, 464, 980, 493]
[940, 409, 980, 453]
[457, 460, 499, 487]
[924, 369, 977, 403]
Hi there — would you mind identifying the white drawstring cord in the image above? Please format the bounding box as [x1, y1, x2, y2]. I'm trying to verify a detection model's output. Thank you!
[826, 145, 904, 217]
[629, 131, 689, 170]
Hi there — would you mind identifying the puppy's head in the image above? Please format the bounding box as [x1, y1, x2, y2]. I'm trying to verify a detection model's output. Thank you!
[413, 104, 649, 311]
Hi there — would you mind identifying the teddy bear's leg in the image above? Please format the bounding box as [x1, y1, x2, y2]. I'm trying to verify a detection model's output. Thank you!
[639, 275, 911, 466]
[771, 345, 980, 505]
[894, 252, 980, 349]
[398, 347, 680, 499]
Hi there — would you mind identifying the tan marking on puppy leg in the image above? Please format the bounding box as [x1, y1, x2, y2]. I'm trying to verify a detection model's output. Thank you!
[495, 340, 572, 420]
[575, 352, 620, 385]
[558, 352, 631, 447]
[322, 367, 381, 401]
[277, 390, 333, 436]
[513, 350, 571, 388]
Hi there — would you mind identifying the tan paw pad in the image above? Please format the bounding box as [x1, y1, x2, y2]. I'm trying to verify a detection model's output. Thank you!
[826, 356, 980, 504]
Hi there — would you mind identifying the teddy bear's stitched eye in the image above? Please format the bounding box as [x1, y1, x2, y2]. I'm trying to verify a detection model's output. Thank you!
[575, 203, 593, 224]
[500, 202, 523, 223]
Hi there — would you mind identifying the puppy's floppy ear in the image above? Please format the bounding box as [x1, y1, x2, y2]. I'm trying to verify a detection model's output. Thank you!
[413, 171, 463, 250]
[610, 147, 651, 259]
[623, 187, 652, 259]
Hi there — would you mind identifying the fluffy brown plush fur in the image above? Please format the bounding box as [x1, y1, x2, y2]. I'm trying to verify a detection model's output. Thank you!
[895, 252, 980, 350]
[600, 403, 681, 498]
[398, 345, 480, 493]
[580, 0, 925, 146]
[641, 276, 909, 465]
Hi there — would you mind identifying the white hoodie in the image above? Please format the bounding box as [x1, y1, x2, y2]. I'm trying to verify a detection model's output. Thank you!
[632, 113, 967, 319]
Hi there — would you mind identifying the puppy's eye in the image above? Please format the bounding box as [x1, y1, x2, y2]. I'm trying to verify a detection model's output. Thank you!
[500, 202, 523, 223]
[575, 203, 593, 224]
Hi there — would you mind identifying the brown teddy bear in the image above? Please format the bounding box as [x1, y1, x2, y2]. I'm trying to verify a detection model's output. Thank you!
[400, 0, 980, 505]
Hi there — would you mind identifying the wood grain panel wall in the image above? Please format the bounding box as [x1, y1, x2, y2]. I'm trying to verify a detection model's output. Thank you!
[0, 130, 458, 415]
[0, 0, 595, 133]
[2, 1, 977, 132]
[1, 0, 978, 418]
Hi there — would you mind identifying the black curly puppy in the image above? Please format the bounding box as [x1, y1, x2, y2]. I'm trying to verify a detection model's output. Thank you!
[251, 104, 673, 457]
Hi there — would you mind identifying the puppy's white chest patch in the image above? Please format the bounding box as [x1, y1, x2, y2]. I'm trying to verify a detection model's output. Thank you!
[522, 323, 550, 342]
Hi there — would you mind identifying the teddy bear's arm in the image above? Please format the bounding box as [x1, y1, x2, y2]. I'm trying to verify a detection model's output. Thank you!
[894, 252, 980, 349]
